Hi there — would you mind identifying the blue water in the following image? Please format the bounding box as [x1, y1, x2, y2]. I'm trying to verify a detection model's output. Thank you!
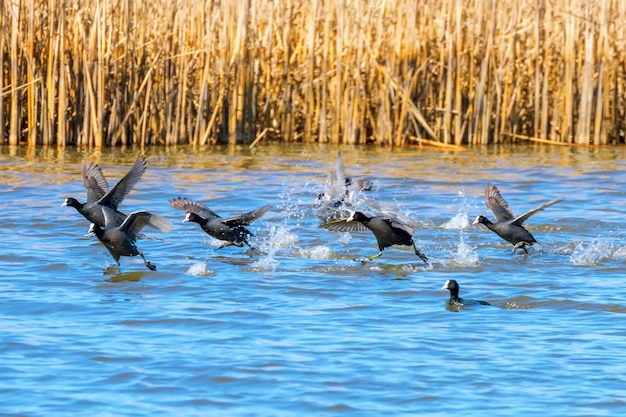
[1, 144, 626, 416]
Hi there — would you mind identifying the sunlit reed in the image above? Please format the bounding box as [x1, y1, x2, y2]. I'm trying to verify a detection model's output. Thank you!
[1, 0, 624, 148]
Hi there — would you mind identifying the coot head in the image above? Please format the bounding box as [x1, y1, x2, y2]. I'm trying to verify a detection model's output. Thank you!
[441, 279, 459, 293]
[62, 197, 81, 208]
[346, 211, 369, 223]
[472, 215, 490, 226]
[183, 212, 205, 224]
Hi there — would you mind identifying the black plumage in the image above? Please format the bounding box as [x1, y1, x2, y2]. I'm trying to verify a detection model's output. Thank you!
[169, 197, 270, 249]
[441, 279, 490, 308]
[473, 183, 561, 253]
[89, 210, 171, 271]
[62, 156, 147, 228]
[322, 211, 429, 264]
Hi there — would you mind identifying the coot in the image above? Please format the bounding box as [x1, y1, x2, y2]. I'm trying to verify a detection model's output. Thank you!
[169, 197, 270, 249]
[473, 183, 561, 253]
[316, 153, 372, 217]
[441, 279, 490, 308]
[89, 210, 172, 271]
[63, 156, 147, 228]
[322, 211, 429, 264]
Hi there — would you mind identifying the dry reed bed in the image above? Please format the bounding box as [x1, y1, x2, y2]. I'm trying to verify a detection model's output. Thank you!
[1, 0, 625, 147]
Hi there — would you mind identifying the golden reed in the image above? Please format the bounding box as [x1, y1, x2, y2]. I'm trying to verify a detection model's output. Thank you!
[1, 0, 624, 148]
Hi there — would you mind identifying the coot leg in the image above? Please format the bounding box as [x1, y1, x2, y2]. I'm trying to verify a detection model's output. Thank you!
[411, 241, 429, 264]
[140, 252, 157, 271]
[512, 241, 529, 254]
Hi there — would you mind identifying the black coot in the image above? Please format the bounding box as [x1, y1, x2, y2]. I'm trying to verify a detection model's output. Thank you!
[169, 197, 270, 249]
[89, 210, 172, 271]
[473, 183, 561, 253]
[62, 156, 147, 228]
[323, 211, 428, 264]
[441, 279, 490, 308]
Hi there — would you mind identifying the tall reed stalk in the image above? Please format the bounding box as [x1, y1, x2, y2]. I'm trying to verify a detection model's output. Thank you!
[1, 0, 625, 148]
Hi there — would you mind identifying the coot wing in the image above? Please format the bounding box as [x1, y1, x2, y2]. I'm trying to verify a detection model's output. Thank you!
[83, 161, 109, 202]
[485, 184, 516, 223]
[323, 153, 348, 202]
[169, 196, 221, 220]
[98, 156, 148, 210]
[321, 218, 370, 233]
[511, 197, 562, 226]
[223, 205, 270, 226]
[118, 211, 172, 241]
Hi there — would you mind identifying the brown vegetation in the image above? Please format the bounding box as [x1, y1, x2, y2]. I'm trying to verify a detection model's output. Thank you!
[1, 0, 625, 147]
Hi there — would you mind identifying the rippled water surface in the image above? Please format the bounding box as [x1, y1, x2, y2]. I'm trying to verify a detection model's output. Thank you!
[2, 144, 626, 416]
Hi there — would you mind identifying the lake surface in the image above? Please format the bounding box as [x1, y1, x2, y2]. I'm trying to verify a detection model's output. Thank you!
[1, 143, 625, 416]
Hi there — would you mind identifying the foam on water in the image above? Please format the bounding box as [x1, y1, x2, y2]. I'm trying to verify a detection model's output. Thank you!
[278, 178, 318, 220]
[441, 191, 473, 230]
[338, 232, 352, 245]
[569, 239, 614, 265]
[251, 225, 299, 271]
[452, 233, 479, 265]
[294, 245, 334, 260]
[441, 210, 471, 230]
[612, 244, 626, 258]
[185, 262, 213, 276]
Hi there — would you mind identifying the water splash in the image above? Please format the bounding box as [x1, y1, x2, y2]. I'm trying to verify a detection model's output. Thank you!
[294, 245, 334, 260]
[613, 244, 626, 258]
[338, 232, 352, 245]
[441, 211, 471, 230]
[185, 262, 213, 276]
[441, 190, 474, 230]
[569, 239, 614, 265]
[249, 176, 315, 272]
[451, 232, 479, 266]
[251, 225, 299, 271]
[502, 301, 534, 310]
[278, 177, 319, 221]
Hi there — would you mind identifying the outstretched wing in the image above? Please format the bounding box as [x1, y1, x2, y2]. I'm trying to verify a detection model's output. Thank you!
[119, 211, 172, 240]
[512, 198, 562, 226]
[320, 218, 370, 233]
[323, 153, 348, 202]
[83, 161, 109, 202]
[485, 183, 516, 223]
[98, 155, 148, 210]
[169, 196, 221, 220]
[223, 205, 271, 226]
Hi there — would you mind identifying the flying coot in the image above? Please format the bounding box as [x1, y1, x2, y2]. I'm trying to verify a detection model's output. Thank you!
[322, 211, 429, 264]
[169, 197, 270, 249]
[89, 210, 172, 271]
[316, 153, 372, 218]
[62, 156, 148, 228]
[473, 183, 561, 253]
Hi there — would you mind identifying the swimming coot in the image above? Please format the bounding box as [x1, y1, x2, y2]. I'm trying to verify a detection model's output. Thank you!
[89, 210, 172, 271]
[169, 197, 270, 249]
[441, 279, 490, 308]
[62, 156, 147, 228]
[473, 183, 561, 253]
[322, 211, 429, 264]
